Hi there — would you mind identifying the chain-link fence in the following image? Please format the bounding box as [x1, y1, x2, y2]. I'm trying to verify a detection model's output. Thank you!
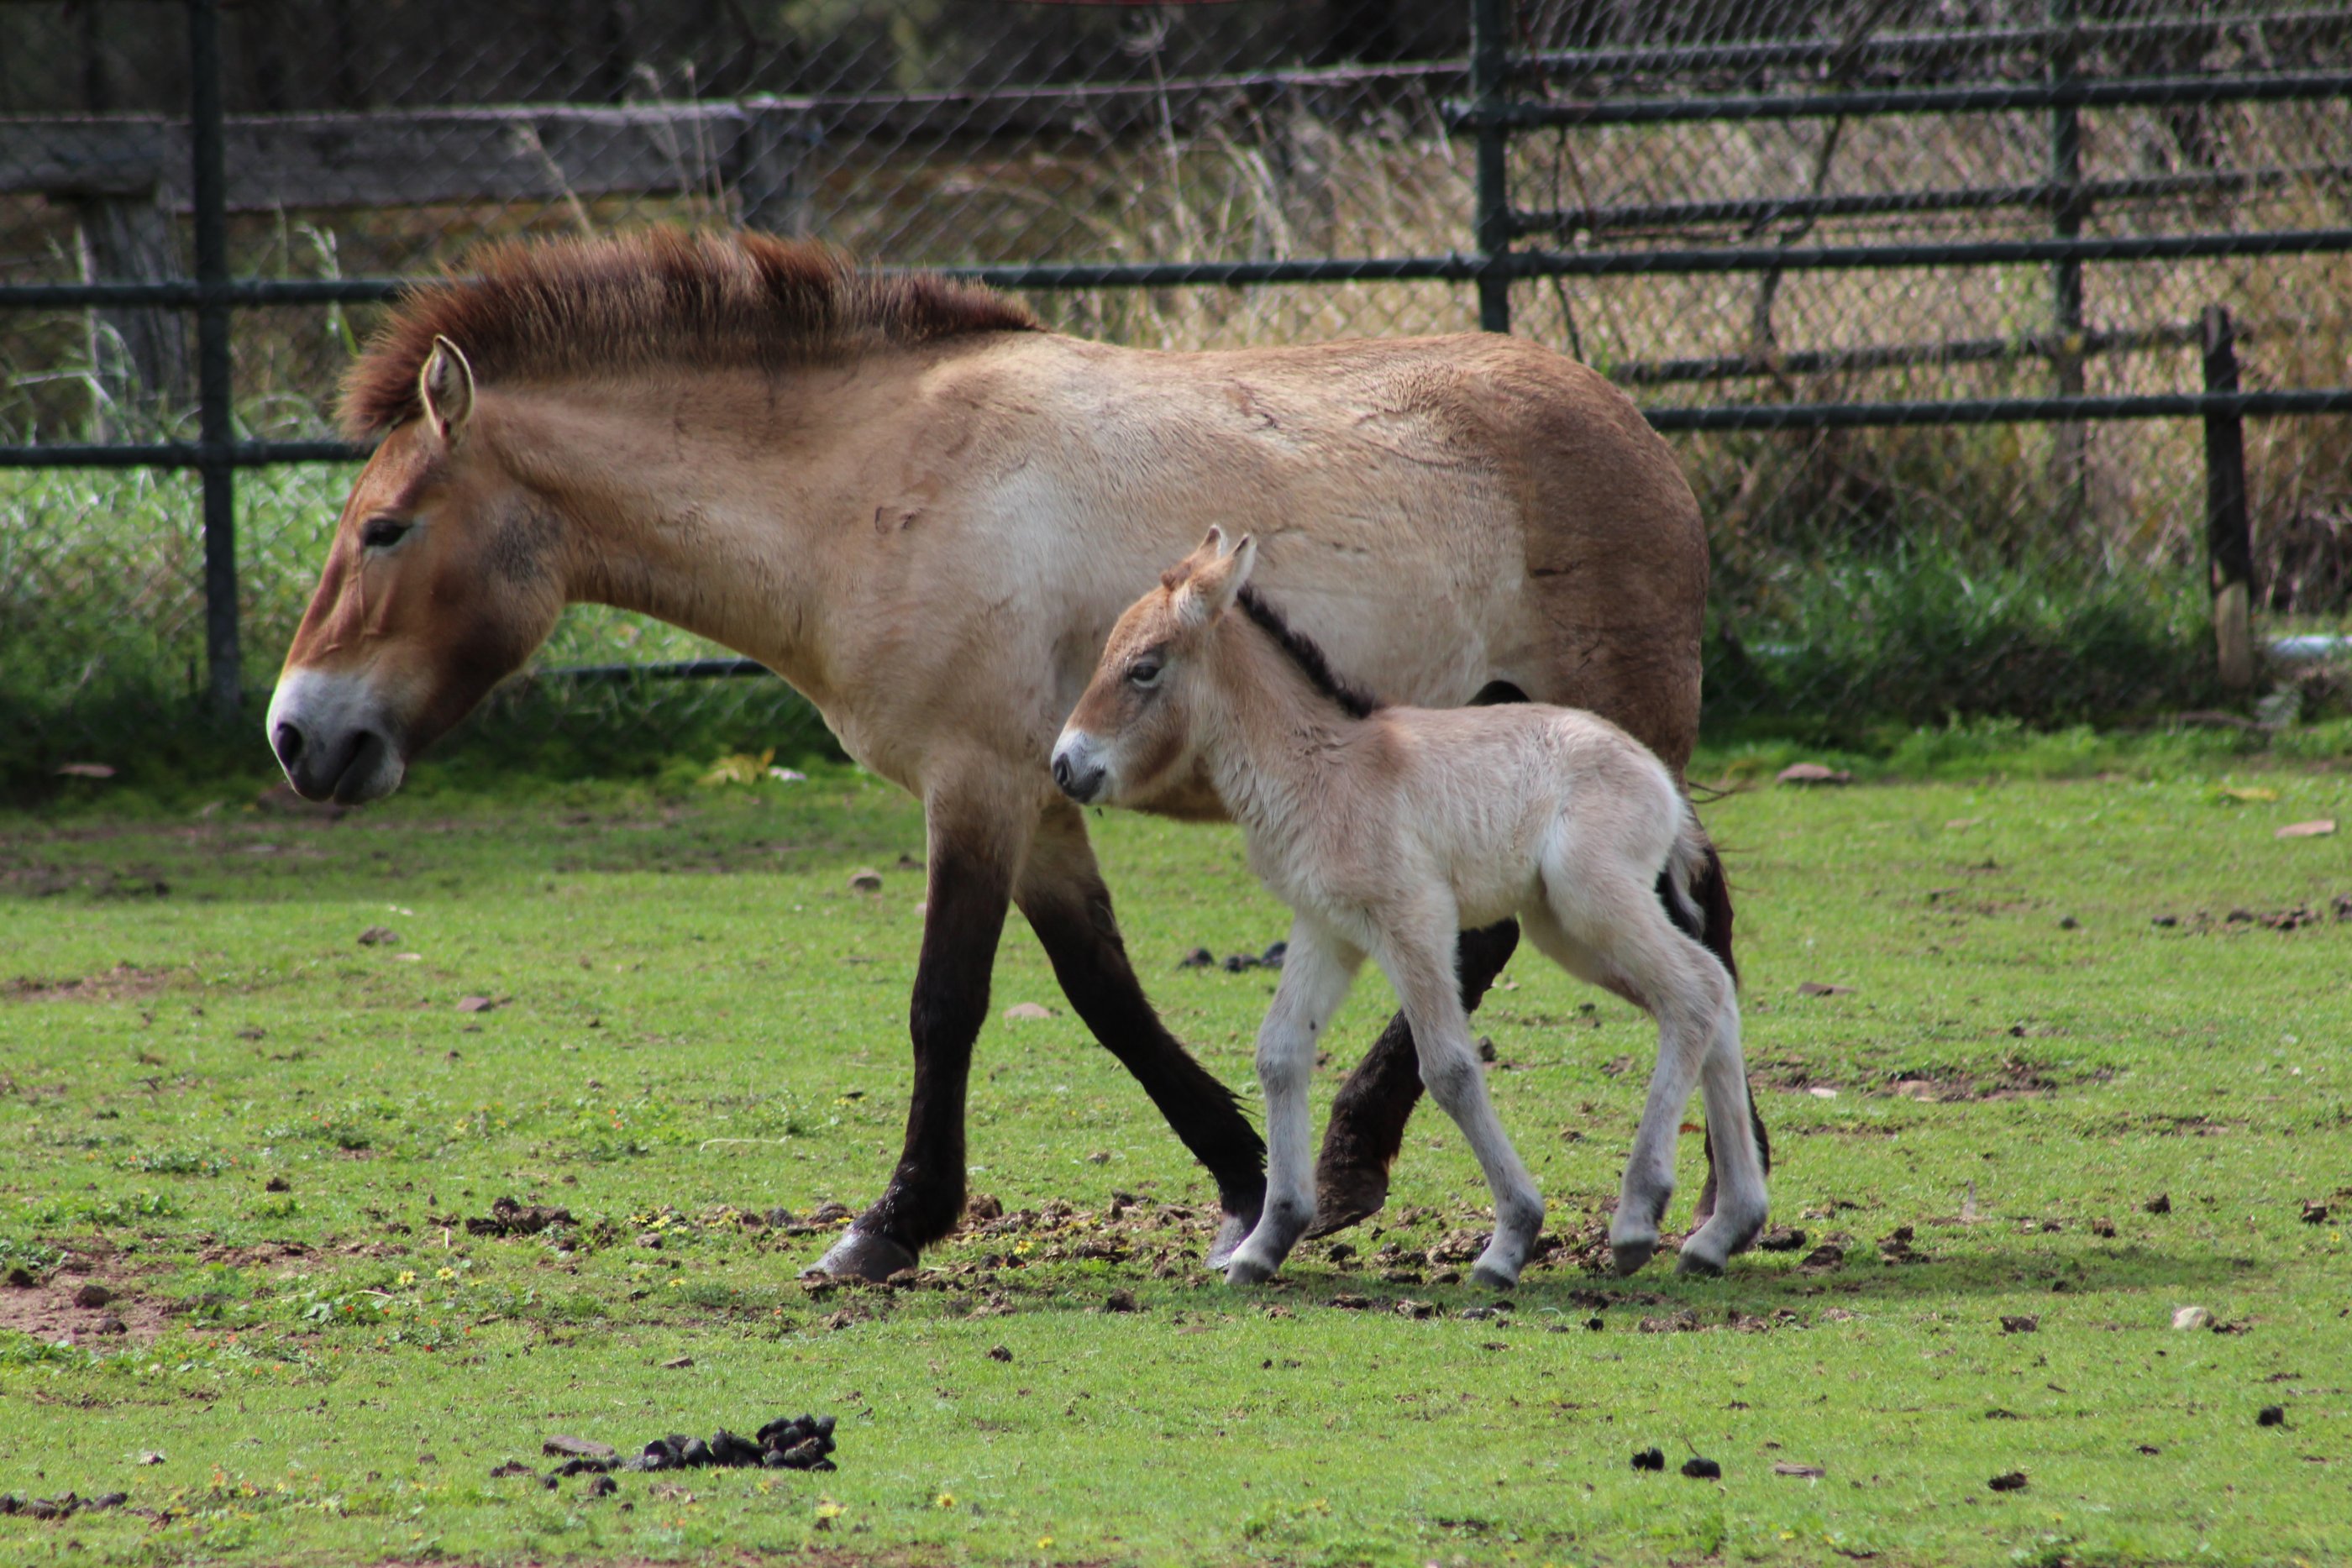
[5, 0, 2351, 789]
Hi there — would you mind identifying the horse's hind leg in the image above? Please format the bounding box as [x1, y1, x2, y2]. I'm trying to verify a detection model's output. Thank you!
[1016, 800, 1268, 1266]
[811, 779, 1026, 1282]
[1226, 920, 1362, 1285]
[1377, 905, 1544, 1289]
[1310, 920, 1519, 1236]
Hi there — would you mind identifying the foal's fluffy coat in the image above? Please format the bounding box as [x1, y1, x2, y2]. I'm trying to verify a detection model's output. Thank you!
[1053, 530, 1767, 1284]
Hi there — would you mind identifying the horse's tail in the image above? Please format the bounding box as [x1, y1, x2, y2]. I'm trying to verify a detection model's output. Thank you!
[1656, 803, 1737, 988]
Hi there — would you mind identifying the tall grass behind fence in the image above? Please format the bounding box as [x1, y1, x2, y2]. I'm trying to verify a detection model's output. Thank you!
[3, 0, 2351, 796]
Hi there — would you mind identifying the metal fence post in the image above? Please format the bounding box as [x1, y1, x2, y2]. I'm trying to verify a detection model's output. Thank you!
[1471, 0, 1511, 333]
[190, 0, 239, 716]
[2046, 0, 2088, 526]
[2202, 304, 2255, 691]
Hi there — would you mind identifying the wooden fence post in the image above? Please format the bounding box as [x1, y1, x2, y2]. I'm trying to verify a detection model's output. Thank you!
[2202, 303, 2255, 692]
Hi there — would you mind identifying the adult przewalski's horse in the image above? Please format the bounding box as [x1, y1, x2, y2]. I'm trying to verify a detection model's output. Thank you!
[266, 230, 1760, 1280]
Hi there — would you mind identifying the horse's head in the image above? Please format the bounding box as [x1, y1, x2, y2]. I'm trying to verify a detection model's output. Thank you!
[266, 337, 566, 802]
[1053, 527, 1257, 807]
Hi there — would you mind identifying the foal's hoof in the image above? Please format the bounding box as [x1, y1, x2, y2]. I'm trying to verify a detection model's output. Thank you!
[803, 1227, 916, 1283]
[1469, 1260, 1521, 1291]
[1673, 1247, 1725, 1279]
[1304, 1160, 1389, 1240]
[1206, 1209, 1259, 1272]
[1223, 1254, 1278, 1287]
[1609, 1237, 1656, 1278]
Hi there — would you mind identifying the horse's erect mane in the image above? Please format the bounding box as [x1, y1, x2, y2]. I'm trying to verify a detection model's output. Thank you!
[340, 229, 1040, 439]
[1233, 585, 1384, 721]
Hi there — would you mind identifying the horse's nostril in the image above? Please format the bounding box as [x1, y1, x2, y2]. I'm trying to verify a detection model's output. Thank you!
[271, 721, 306, 769]
[1051, 753, 1074, 790]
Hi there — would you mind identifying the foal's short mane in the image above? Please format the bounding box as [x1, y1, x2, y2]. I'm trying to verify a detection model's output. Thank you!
[1232, 585, 1384, 721]
[340, 229, 1039, 438]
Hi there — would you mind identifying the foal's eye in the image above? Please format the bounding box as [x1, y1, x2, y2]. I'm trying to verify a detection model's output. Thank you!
[1127, 659, 1163, 689]
[358, 516, 412, 551]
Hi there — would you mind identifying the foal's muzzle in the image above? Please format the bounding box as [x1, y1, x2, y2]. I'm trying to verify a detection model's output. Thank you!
[1050, 732, 1106, 805]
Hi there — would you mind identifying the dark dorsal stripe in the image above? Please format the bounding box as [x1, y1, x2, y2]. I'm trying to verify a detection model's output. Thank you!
[1233, 585, 1383, 721]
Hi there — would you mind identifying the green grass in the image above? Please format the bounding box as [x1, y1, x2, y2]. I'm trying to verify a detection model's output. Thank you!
[2, 747, 2349, 1566]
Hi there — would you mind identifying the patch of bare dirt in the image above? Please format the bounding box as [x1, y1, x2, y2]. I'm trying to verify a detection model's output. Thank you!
[0, 1249, 170, 1345]
[3, 962, 176, 1003]
[1881, 1054, 2114, 1103]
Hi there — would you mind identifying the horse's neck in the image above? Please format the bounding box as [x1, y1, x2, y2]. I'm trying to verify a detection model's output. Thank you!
[1198, 627, 1358, 859]
[494, 379, 832, 688]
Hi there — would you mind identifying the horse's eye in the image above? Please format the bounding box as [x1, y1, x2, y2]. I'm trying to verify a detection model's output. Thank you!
[359, 517, 412, 550]
[1128, 660, 1163, 689]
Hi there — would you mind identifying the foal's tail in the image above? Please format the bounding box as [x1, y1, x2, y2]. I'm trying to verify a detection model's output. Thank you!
[1657, 805, 1772, 1190]
[1655, 804, 1737, 987]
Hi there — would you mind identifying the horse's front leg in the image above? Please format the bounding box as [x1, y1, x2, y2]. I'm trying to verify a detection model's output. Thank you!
[1309, 920, 1520, 1237]
[1226, 920, 1362, 1285]
[1016, 800, 1268, 1267]
[808, 784, 1026, 1282]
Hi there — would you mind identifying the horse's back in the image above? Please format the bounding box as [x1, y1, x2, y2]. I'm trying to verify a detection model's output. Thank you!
[1047, 333, 1707, 771]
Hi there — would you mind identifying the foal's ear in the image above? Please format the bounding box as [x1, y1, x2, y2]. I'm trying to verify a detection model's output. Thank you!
[1179, 532, 1257, 627]
[417, 335, 475, 446]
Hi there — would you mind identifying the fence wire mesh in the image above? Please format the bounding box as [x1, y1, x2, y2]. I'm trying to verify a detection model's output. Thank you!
[3, 0, 2349, 789]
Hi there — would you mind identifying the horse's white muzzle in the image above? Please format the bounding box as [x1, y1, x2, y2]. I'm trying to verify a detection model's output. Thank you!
[1050, 729, 1109, 805]
[266, 669, 408, 804]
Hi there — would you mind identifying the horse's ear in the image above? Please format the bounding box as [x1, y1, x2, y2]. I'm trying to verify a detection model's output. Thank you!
[418, 335, 475, 445]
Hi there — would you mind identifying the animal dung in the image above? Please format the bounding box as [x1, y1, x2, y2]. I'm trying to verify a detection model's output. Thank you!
[1630, 1447, 1666, 1471]
[2145, 1193, 2172, 1214]
[847, 868, 884, 892]
[1178, 947, 1215, 968]
[1002, 1001, 1054, 1020]
[2257, 1405, 2286, 1427]
[2300, 1201, 2329, 1225]
[1756, 1226, 1808, 1252]
[1987, 1471, 2029, 1492]
[1999, 1314, 2040, 1335]
[1680, 1457, 1722, 1480]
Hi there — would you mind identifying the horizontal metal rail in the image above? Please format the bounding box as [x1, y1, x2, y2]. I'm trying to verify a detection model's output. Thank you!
[1612, 323, 2203, 387]
[1465, 70, 2352, 128]
[13, 223, 2352, 316]
[1644, 387, 2352, 430]
[1514, 8, 2352, 79]
[10, 388, 2349, 471]
[0, 440, 365, 468]
[1510, 162, 2352, 239]
[1507, 227, 2352, 275]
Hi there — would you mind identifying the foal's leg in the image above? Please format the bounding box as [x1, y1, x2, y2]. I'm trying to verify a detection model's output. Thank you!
[1678, 1000, 1768, 1275]
[809, 781, 1026, 1282]
[1559, 892, 1728, 1279]
[1226, 920, 1362, 1286]
[1016, 800, 1268, 1266]
[1309, 920, 1520, 1238]
[1378, 907, 1545, 1289]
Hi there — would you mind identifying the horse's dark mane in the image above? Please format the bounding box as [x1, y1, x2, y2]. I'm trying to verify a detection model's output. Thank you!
[1233, 585, 1384, 721]
[340, 229, 1038, 439]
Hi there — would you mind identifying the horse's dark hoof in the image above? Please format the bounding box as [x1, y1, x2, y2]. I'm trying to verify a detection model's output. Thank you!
[802, 1227, 916, 1282]
[1305, 1161, 1389, 1240]
[1609, 1237, 1656, 1277]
